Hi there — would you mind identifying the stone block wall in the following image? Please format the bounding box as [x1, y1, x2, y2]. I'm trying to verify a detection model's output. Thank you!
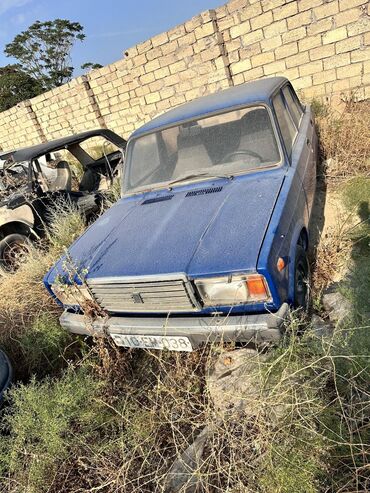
[0, 0, 369, 151]
[219, 0, 369, 99]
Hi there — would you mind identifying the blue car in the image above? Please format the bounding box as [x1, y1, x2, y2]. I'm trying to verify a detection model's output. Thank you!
[0, 349, 12, 400]
[44, 77, 318, 352]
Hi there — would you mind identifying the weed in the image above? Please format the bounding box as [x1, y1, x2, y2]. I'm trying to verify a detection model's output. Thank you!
[311, 98, 329, 119]
[0, 199, 87, 379]
[315, 100, 370, 181]
[17, 314, 73, 378]
[45, 198, 86, 254]
[340, 177, 370, 321]
[0, 367, 106, 493]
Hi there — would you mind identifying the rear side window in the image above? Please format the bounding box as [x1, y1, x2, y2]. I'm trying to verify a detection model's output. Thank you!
[273, 92, 297, 158]
[282, 85, 303, 128]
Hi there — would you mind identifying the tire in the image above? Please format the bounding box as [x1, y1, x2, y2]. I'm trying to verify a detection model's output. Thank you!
[0, 233, 30, 274]
[293, 245, 311, 312]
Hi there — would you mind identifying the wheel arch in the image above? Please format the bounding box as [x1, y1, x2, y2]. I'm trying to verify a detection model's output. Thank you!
[0, 221, 38, 241]
[298, 227, 309, 251]
[287, 225, 309, 302]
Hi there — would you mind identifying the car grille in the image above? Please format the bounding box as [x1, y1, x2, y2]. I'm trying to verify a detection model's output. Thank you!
[87, 276, 198, 313]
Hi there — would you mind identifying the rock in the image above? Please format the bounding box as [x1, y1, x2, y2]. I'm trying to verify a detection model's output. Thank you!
[311, 314, 332, 337]
[206, 348, 267, 417]
[322, 290, 352, 326]
[163, 427, 209, 493]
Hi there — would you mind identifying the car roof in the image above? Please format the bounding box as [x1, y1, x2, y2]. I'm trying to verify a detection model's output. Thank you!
[0, 128, 127, 163]
[131, 76, 287, 139]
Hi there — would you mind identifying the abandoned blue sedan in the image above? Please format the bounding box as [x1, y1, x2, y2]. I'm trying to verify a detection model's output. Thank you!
[44, 76, 318, 351]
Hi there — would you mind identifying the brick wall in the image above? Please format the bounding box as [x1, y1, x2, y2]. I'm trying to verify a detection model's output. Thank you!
[0, 0, 369, 150]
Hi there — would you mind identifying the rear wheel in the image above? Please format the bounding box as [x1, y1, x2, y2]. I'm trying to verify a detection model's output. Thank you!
[294, 245, 310, 312]
[0, 233, 30, 274]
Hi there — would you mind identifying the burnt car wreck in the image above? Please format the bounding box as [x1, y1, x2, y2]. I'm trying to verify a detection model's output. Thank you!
[0, 129, 126, 273]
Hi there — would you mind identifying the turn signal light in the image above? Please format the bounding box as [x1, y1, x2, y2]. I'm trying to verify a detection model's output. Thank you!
[246, 274, 268, 301]
[277, 257, 286, 272]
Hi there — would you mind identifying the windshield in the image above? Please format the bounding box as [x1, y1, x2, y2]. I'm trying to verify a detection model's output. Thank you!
[124, 105, 281, 193]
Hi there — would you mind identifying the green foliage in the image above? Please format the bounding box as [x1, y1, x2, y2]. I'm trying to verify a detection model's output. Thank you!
[0, 368, 107, 493]
[81, 62, 103, 72]
[0, 19, 102, 106]
[341, 177, 370, 319]
[310, 97, 329, 118]
[17, 314, 72, 377]
[5, 19, 87, 91]
[45, 198, 86, 254]
[0, 65, 42, 111]
[342, 176, 370, 211]
[261, 318, 370, 493]
[262, 439, 324, 493]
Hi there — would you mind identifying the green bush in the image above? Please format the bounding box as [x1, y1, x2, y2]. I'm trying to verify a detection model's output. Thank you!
[17, 314, 73, 377]
[0, 367, 107, 493]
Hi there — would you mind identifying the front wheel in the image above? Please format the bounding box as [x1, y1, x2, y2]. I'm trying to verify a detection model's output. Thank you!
[293, 245, 311, 312]
[0, 234, 30, 274]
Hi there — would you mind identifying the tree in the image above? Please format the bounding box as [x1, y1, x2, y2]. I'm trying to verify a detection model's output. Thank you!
[4, 19, 86, 90]
[81, 62, 103, 72]
[0, 65, 43, 112]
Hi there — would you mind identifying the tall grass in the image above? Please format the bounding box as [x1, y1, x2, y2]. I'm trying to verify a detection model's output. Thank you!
[0, 199, 86, 378]
[314, 99, 370, 181]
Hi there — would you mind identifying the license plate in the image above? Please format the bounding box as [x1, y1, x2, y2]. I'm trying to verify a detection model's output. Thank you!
[110, 333, 193, 352]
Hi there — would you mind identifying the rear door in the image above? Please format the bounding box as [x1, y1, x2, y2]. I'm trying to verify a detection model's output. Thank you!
[273, 84, 316, 223]
[284, 84, 316, 216]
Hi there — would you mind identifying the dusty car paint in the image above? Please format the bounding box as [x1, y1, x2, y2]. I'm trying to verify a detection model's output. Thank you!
[44, 77, 318, 349]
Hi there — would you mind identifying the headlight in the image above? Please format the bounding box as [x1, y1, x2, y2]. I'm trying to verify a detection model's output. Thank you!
[51, 283, 93, 306]
[194, 274, 271, 307]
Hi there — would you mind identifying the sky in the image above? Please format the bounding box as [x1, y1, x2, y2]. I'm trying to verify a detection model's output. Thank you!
[0, 0, 220, 75]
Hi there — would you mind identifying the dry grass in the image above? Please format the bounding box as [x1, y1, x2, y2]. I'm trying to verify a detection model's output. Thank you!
[0, 201, 85, 319]
[311, 99, 370, 302]
[311, 217, 352, 295]
[0, 245, 58, 332]
[0, 200, 86, 372]
[315, 99, 370, 181]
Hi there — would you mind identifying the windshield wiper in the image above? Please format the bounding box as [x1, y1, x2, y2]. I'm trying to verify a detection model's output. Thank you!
[168, 172, 233, 187]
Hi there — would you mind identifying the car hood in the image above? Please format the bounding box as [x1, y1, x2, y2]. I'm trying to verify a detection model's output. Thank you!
[46, 170, 285, 284]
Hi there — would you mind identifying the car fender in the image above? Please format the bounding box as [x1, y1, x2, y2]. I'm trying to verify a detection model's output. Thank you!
[0, 205, 38, 240]
[0, 203, 35, 228]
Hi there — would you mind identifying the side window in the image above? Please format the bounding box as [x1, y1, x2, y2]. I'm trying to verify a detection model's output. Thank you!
[79, 136, 119, 160]
[273, 92, 297, 159]
[282, 85, 303, 128]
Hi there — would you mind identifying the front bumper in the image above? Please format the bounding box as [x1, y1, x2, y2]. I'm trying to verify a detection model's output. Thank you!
[59, 303, 289, 348]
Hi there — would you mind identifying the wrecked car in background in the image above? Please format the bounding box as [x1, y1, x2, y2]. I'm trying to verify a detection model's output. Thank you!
[0, 129, 126, 273]
[44, 77, 318, 351]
